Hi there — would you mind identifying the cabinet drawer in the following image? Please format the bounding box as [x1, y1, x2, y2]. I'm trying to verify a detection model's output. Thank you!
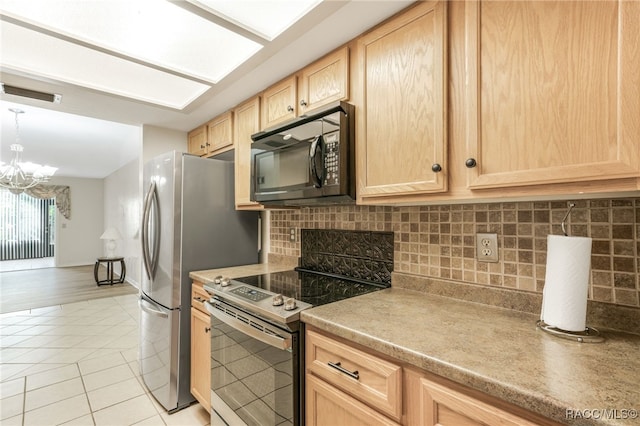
[306, 374, 401, 426]
[306, 329, 402, 421]
[191, 282, 210, 314]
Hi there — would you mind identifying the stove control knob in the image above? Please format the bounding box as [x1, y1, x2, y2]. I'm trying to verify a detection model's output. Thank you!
[213, 275, 223, 285]
[284, 298, 297, 311]
[272, 294, 284, 306]
[220, 278, 230, 287]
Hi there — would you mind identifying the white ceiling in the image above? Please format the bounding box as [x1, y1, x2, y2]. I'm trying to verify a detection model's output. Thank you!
[0, 0, 413, 178]
[0, 100, 140, 178]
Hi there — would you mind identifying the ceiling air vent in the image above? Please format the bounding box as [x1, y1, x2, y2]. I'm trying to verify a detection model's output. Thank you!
[1, 83, 62, 104]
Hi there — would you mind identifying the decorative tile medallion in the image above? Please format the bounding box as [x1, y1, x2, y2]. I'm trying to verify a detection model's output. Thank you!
[300, 229, 394, 285]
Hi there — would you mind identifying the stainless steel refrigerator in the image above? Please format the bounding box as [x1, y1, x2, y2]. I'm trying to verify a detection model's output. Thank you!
[139, 151, 260, 413]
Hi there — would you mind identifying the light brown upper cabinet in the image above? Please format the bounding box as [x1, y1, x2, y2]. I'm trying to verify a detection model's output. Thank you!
[233, 97, 263, 210]
[356, 1, 448, 204]
[206, 111, 233, 157]
[187, 125, 208, 157]
[261, 46, 350, 130]
[298, 46, 349, 115]
[261, 76, 298, 130]
[464, 0, 640, 190]
[187, 112, 234, 158]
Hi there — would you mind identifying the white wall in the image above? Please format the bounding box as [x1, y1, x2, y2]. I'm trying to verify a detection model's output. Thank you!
[97, 125, 185, 287]
[141, 125, 187, 164]
[103, 159, 140, 288]
[43, 126, 183, 272]
[49, 176, 104, 267]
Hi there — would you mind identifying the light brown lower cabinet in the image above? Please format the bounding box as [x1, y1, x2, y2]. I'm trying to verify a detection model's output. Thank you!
[405, 368, 553, 426]
[306, 328, 402, 425]
[306, 329, 402, 421]
[306, 375, 401, 426]
[190, 282, 211, 412]
[307, 327, 561, 426]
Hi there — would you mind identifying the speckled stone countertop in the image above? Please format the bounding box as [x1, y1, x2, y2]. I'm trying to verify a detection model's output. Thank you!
[300, 288, 640, 425]
[189, 254, 297, 283]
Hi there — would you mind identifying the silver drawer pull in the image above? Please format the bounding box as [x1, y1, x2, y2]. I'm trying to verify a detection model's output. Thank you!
[328, 361, 359, 380]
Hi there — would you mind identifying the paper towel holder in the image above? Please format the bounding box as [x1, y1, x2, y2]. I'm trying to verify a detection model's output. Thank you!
[561, 202, 576, 236]
[536, 320, 604, 343]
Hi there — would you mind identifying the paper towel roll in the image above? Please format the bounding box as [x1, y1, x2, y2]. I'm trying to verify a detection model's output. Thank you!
[540, 235, 592, 332]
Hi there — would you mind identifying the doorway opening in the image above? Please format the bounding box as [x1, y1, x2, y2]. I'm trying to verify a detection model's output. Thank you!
[0, 188, 55, 271]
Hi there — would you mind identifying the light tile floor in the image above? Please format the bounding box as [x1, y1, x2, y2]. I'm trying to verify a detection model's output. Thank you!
[0, 294, 210, 426]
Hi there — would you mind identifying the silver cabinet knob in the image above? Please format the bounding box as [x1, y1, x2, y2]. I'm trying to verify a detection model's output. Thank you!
[300, 100, 307, 107]
[286, 105, 294, 112]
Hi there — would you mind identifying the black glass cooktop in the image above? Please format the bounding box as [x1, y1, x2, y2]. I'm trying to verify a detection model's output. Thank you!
[231, 268, 388, 307]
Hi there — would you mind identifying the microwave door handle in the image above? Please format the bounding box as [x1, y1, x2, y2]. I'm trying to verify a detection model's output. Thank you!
[309, 135, 324, 188]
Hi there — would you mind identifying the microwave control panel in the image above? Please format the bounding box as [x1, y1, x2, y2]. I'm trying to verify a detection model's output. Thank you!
[324, 131, 339, 185]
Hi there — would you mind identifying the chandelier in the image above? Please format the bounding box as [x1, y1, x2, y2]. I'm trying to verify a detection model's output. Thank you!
[0, 108, 57, 194]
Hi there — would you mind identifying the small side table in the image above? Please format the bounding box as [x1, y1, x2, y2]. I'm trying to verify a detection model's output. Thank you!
[94, 257, 126, 286]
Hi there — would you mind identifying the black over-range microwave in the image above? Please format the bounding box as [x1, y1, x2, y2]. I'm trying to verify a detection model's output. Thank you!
[250, 101, 355, 206]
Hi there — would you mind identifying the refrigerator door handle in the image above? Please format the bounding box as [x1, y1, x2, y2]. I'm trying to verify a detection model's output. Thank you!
[139, 297, 169, 318]
[142, 181, 159, 280]
[149, 185, 160, 278]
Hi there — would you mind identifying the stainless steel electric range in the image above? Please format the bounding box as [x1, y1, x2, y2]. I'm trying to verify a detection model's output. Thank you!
[203, 268, 389, 426]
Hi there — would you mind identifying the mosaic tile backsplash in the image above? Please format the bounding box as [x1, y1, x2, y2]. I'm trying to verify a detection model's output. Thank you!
[300, 229, 394, 285]
[270, 198, 640, 307]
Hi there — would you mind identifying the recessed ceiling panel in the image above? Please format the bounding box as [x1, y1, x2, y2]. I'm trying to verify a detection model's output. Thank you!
[0, 0, 263, 83]
[198, 0, 323, 40]
[0, 21, 210, 109]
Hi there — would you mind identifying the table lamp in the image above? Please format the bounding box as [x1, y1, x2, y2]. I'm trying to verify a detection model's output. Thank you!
[100, 227, 123, 258]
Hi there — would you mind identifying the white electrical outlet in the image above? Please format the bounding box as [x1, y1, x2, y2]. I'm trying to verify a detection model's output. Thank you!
[476, 233, 498, 262]
[289, 227, 296, 242]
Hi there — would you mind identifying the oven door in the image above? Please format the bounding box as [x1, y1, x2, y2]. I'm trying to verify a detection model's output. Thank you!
[206, 299, 300, 426]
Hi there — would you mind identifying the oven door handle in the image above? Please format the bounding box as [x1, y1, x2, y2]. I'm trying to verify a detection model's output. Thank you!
[206, 302, 292, 351]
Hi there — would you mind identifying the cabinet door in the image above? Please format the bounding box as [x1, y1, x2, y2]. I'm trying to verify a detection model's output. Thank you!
[418, 378, 539, 426]
[465, 1, 640, 189]
[404, 369, 556, 426]
[298, 46, 349, 114]
[357, 1, 448, 202]
[190, 307, 211, 412]
[233, 97, 263, 210]
[188, 125, 208, 157]
[306, 375, 401, 426]
[207, 111, 233, 155]
[261, 76, 297, 129]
